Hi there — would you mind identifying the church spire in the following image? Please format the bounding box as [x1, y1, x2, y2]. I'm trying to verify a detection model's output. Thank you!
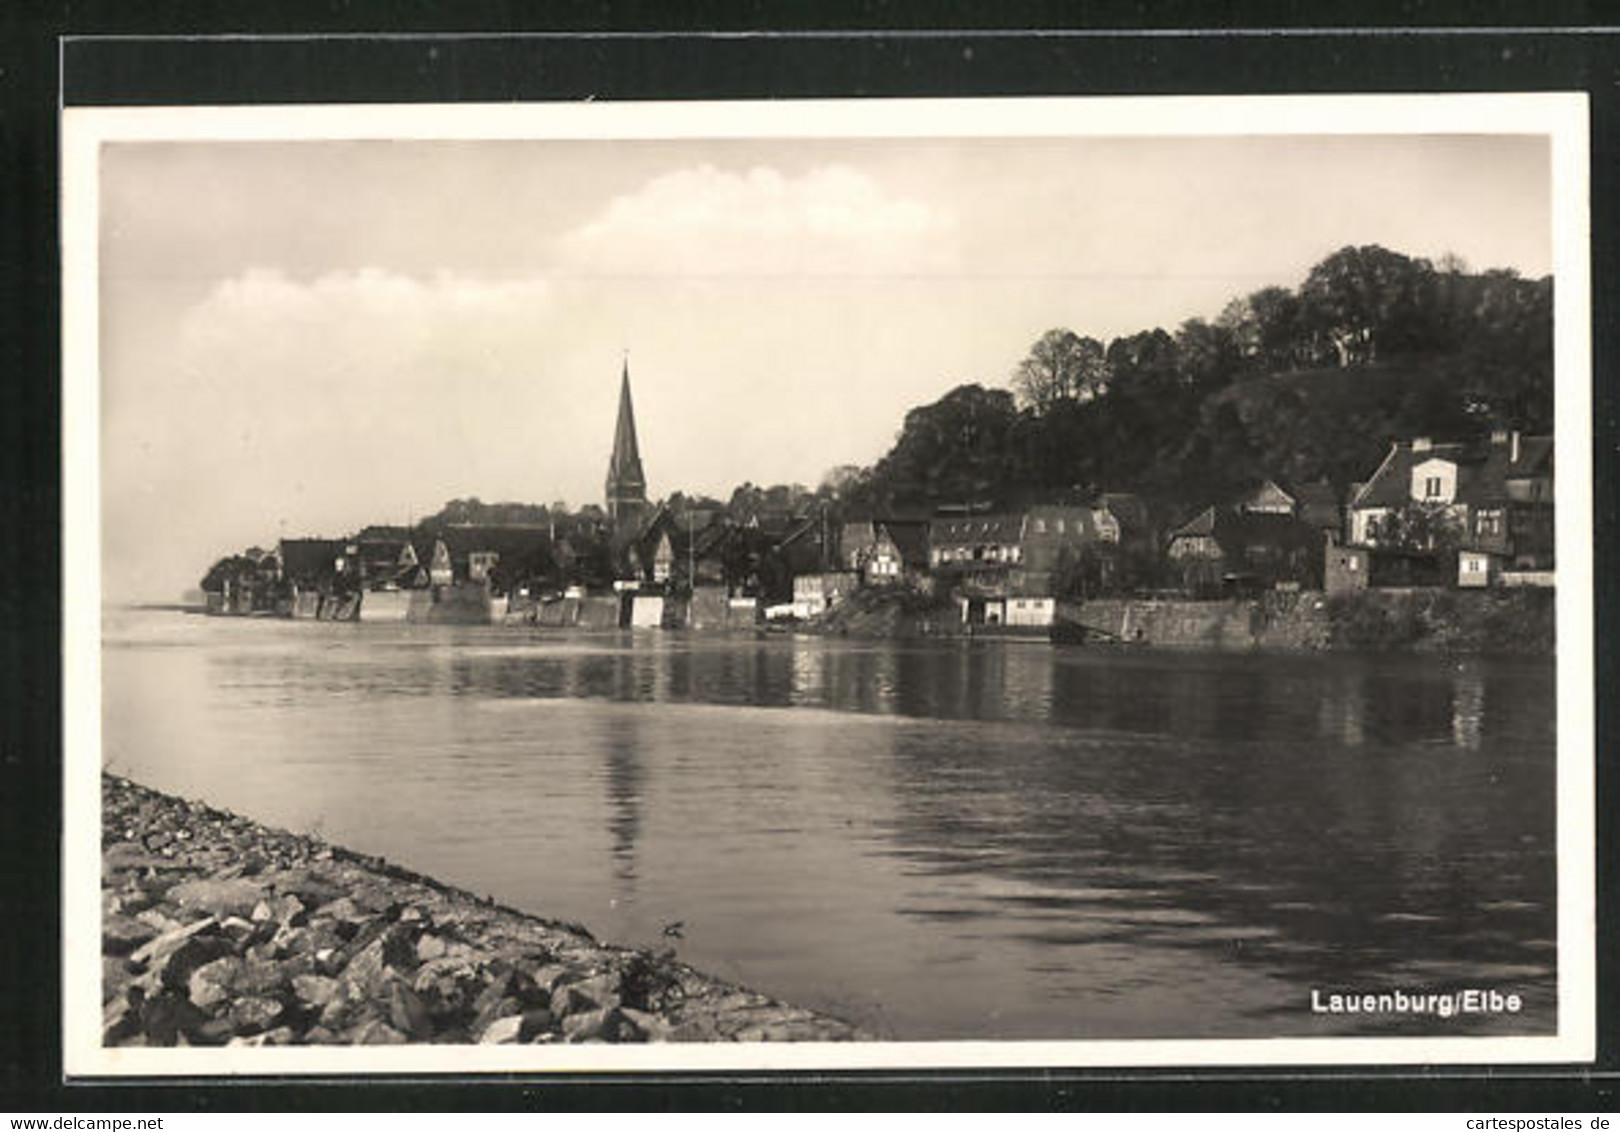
[605, 355, 648, 527]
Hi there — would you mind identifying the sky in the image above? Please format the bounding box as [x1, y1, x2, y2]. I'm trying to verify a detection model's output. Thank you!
[96, 132, 1552, 601]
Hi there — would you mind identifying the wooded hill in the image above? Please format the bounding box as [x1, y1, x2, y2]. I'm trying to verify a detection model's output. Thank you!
[408, 245, 1552, 538]
[838, 244, 1553, 518]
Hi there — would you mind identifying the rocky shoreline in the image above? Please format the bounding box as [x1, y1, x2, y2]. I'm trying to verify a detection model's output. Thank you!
[102, 773, 867, 1047]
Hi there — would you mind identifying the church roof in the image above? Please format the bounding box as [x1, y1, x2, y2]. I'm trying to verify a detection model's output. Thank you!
[606, 359, 647, 500]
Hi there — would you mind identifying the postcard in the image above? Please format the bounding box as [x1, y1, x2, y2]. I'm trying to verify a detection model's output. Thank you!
[62, 91, 1595, 1075]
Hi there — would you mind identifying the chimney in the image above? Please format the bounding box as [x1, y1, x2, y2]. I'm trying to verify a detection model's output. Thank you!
[1412, 437, 1432, 453]
[1510, 430, 1521, 464]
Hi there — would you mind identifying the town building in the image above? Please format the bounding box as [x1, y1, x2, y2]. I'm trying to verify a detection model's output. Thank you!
[275, 537, 348, 593]
[790, 571, 860, 618]
[841, 518, 931, 587]
[1324, 543, 1447, 592]
[411, 526, 556, 595]
[634, 506, 731, 589]
[1347, 429, 1553, 586]
[929, 504, 1109, 625]
[352, 526, 421, 590]
[1165, 481, 1326, 596]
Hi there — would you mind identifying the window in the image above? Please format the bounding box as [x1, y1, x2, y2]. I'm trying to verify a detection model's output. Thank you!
[1424, 476, 1443, 499]
[1477, 509, 1502, 537]
[1055, 519, 1066, 534]
[1033, 518, 1046, 534]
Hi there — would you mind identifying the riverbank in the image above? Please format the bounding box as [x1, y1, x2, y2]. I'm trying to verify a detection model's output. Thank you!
[101, 773, 867, 1047]
[803, 586, 1555, 654]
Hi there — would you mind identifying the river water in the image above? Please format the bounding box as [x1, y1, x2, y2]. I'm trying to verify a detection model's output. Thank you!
[100, 609, 1557, 1041]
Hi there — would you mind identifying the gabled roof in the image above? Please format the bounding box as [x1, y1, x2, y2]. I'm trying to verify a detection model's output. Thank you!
[1097, 492, 1149, 532]
[875, 520, 931, 568]
[1169, 506, 1218, 539]
[1351, 434, 1553, 510]
[841, 520, 878, 548]
[1351, 440, 1470, 509]
[1236, 479, 1297, 512]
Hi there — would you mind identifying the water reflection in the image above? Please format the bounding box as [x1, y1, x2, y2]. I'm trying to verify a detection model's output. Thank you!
[1453, 664, 1486, 751]
[102, 613, 1557, 1039]
[601, 712, 644, 888]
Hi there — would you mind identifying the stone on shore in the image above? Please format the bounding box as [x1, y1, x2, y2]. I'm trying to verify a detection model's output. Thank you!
[101, 772, 868, 1048]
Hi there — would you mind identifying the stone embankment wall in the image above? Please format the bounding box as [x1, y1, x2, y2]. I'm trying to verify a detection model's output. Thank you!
[1066, 588, 1554, 654]
[102, 774, 866, 1048]
[1070, 593, 1332, 650]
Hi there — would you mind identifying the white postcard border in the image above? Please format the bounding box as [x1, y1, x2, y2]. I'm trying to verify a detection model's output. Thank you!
[62, 91, 1596, 1076]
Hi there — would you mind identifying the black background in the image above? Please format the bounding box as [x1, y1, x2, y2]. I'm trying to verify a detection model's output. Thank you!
[3, 1, 1616, 1113]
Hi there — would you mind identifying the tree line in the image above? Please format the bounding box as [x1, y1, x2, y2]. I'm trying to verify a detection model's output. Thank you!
[837, 244, 1552, 516]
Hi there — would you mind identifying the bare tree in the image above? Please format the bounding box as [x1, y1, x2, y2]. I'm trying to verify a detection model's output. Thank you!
[1011, 329, 1109, 413]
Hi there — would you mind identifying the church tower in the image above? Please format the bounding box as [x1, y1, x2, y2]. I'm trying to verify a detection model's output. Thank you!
[604, 358, 649, 529]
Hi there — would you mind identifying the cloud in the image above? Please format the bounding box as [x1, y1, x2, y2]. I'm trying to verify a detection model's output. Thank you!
[176, 268, 556, 385]
[556, 164, 957, 277]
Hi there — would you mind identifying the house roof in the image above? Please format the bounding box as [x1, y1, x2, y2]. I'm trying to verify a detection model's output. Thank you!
[413, 525, 555, 571]
[1169, 506, 1218, 539]
[930, 513, 1026, 544]
[277, 538, 345, 580]
[1288, 481, 1343, 530]
[1351, 441, 1467, 509]
[1351, 434, 1554, 510]
[1024, 504, 1101, 539]
[1169, 504, 1319, 555]
[1097, 492, 1149, 532]
[1466, 435, 1554, 504]
[875, 520, 931, 568]
[1236, 479, 1298, 512]
[840, 520, 877, 551]
[1213, 510, 1320, 555]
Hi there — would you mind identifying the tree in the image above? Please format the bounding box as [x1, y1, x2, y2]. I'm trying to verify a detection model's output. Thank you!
[873, 383, 1021, 505]
[1011, 329, 1109, 413]
[1219, 286, 1308, 372]
[1370, 501, 1465, 555]
[1174, 317, 1240, 391]
[1105, 328, 1181, 391]
[1299, 244, 1436, 366]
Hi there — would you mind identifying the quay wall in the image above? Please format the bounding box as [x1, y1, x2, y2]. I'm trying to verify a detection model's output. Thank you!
[578, 596, 621, 630]
[359, 590, 410, 623]
[1066, 588, 1553, 654]
[1069, 593, 1331, 651]
[406, 584, 494, 625]
[102, 773, 867, 1048]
